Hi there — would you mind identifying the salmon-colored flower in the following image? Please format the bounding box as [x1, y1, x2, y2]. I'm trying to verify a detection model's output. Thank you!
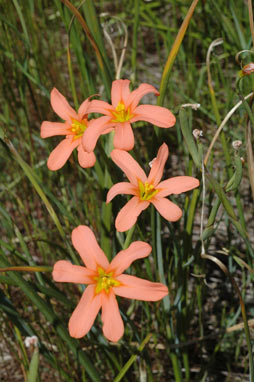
[82, 79, 176, 152]
[41, 88, 98, 171]
[52, 225, 168, 342]
[107, 143, 200, 232]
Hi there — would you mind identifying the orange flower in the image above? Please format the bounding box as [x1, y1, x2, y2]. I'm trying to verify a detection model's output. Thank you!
[53, 226, 168, 342]
[82, 79, 176, 152]
[41, 88, 97, 171]
[107, 143, 200, 232]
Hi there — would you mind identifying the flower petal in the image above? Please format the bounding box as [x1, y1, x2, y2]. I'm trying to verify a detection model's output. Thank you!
[72, 225, 109, 271]
[52, 260, 95, 284]
[111, 149, 147, 186]
[77, 145, 96, 168]
[78, 98, 90, 119]
[50, 88, 78, 122]
[147, 143, 168, 186]
[115, 197, 149, 232]
[101, 291, 124, 342]
[151, 197, 182, 222]
[131, 105, 176, 127]
[40, 121, 69, 138]
[88, 100, 113, 116]
[126, 83, 159, 111]
[47, 137, 79, 171]
[106, 182, 137, 203]
[114, 274, 168, 301]
[113, 122, 134, 151]
[107, 241, 152, 276]
[68, 285, 101, 338]
[82, 116, 114, 152]
[111, 79, 131, 108]
[157, 176, 200, 197]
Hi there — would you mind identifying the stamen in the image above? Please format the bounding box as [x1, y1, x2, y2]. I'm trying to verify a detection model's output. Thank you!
[94, 267, 120, 294]
[111, 102, 134, 123]
[138, 181, 159, 201]
[69, 118, 87, 139]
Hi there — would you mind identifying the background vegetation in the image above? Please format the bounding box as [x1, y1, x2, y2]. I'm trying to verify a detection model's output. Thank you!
[1, 0, 254, 381]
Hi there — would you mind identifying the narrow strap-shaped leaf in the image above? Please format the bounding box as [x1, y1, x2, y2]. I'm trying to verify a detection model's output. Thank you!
[82, 0, 112, 79]
[206, 172, 237, 220]
[179, 108, 201, 167]
[27, 347, 39, 382]
[156, 212, 170, 311]
[0, 255, 101, 382]
[158, 0, 199, 106]
[3, 138, 78, 264]
[61, 0, 111, 97]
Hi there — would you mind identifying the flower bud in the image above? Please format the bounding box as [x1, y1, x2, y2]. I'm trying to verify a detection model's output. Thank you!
[232, 140, 242, 150]
[193, 129, 203, 139]
[24, 336, 38, 348]
[242, 63, 254, 76]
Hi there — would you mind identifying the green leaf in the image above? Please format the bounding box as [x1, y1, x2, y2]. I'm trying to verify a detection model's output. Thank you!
[156, 212, 170, 311]
[27, 347, 39, 382]
[179, 108, 201, 167]
[225, 155, 243, 192]
[206, 173, 237, 220]
[0, 255, 101, 381]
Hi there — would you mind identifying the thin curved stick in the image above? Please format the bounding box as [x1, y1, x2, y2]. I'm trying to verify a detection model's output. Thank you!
[116, 20, 128, 80]
[204, 92, 253, 166]
[102, 17, 128, 80]
[235, 49, 254, 67]
[206, 38, 224, 94]
[103, 27, 118, 72]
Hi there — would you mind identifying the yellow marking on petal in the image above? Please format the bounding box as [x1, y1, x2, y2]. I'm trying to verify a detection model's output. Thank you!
[69, 118, 88, 139]
[93, 267, 120, 294]
[111, 102, 134, 123]
[138, 180, 159, 201]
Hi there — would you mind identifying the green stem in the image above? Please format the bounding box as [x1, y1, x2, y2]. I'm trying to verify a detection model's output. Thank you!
[156, 212, 170, 311]
[166, 325, 182, 382]
[113, 333, 152, 382]
[185, 188, 200, 236]
[123, 225, 135, 250]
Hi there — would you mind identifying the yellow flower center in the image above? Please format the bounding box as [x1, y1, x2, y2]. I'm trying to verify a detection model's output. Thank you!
[138, 180, 159, 201]
[93, 267, 120, 294]
[70, 118, 87, 139]
[111, 102, 134, 123]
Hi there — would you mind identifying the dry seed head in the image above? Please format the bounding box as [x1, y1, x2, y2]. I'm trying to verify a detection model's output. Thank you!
[232, 140, 242, 150]
[181, 103, 201, 110]
[193, 129, 203, 139]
